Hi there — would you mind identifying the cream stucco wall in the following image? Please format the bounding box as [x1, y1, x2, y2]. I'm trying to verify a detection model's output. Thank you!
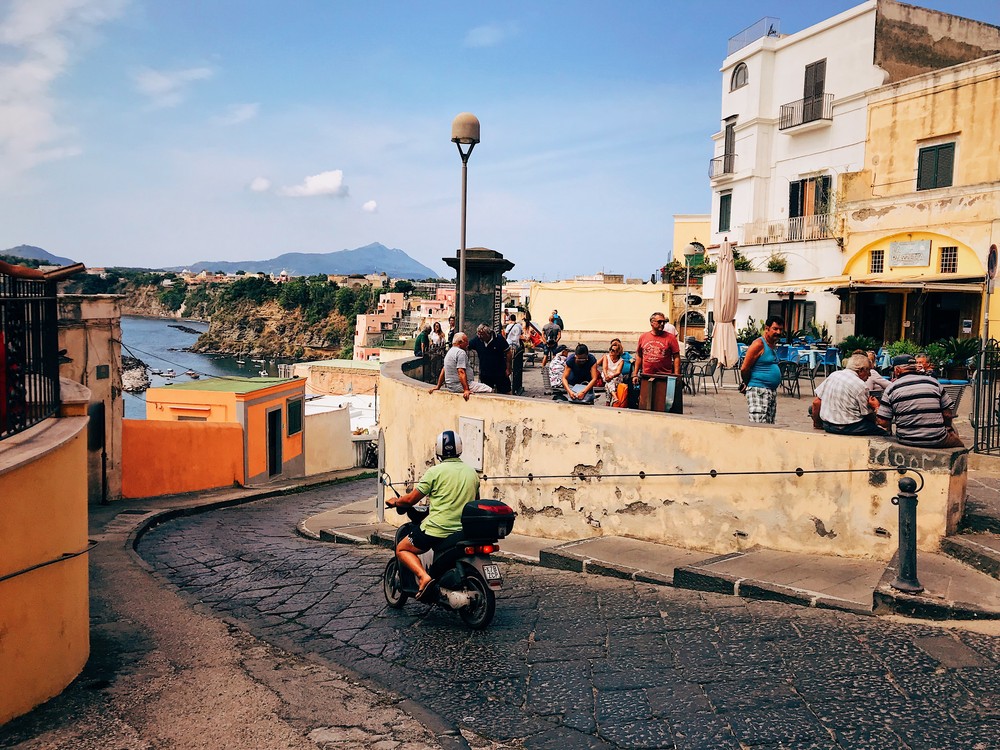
[304, 407, 354, 474]
[381, 358, 965, 559]
[528, 283, 675, 345]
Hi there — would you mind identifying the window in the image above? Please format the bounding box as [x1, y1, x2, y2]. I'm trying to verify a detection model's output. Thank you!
[917, 143, 955, 190]
[718, 192, 732, 232]
[802, 59, 826, 122]
[788, 175, 831, 240]
[940, 246, 958, 273]
[287, 398, 303, 436]
[730, 63, 748, 91]
[767, 300, 816, 332]
[870, 248, 884, 274]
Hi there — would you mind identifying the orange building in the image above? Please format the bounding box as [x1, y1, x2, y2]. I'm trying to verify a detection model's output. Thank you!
[143, 377, 305, 485]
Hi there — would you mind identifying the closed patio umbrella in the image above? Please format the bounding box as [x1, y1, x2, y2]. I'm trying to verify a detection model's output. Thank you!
[710, 237, 739, 369]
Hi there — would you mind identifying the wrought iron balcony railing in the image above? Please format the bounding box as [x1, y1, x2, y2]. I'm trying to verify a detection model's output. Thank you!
[778, 93, 834, 130]
[741, 214, 835, 245]
[1, 273, 61, 441]
[709, 154, 736, 179]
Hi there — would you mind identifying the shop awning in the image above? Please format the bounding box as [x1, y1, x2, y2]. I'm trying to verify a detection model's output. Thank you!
[740, 273, 985, 295]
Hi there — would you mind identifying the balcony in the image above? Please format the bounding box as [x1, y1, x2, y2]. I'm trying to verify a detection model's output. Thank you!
[1, 272, 61, 441]
[709, 154, 736, 179]
[741, 214, 836, 245]
[778, 93, 834, 131]
[728, 17, 781, 56]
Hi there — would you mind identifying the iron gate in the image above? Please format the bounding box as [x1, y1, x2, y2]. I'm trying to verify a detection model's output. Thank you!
[973, 338, 1000, 454]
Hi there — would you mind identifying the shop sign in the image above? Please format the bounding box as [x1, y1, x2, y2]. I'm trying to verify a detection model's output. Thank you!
[888, 240, 931, 267]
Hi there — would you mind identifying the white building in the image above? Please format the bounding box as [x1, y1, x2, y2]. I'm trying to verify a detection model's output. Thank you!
[707, 0, 1000, 335]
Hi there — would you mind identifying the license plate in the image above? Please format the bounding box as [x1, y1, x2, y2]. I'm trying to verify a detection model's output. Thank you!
[482, 564, 502, 581]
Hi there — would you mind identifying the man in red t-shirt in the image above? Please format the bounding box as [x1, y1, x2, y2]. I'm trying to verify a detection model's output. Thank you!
[632, 312, 682, 412]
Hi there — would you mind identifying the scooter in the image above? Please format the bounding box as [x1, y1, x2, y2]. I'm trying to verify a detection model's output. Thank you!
[685, 335, 712, 361]
[380, 478, 516, 629]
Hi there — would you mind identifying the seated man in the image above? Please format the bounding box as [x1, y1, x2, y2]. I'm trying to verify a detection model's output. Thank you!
[562, 343, 600, 404]
[430, 333, 492, 400]
[876, 355, 964, 448]
[811, 353, 886, 436]
[385, 430, 479, 599]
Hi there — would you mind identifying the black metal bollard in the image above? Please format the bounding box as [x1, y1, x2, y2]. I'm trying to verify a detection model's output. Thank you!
[890, 476, 923, 593]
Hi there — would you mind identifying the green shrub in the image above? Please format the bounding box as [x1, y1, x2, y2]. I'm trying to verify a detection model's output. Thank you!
[737, 316, 764, 345]
[885, 339, 921, 358]
[766, 253, 787, 273]
[837, 334, 879, 358]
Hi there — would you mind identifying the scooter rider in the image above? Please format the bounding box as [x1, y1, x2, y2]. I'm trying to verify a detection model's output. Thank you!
[385, 430, 479, 600]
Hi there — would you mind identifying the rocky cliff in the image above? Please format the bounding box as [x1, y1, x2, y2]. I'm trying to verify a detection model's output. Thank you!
[190, 299, 349, 359]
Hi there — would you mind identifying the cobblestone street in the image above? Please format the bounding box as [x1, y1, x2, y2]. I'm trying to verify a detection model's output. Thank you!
[139, 478, 1000, 749]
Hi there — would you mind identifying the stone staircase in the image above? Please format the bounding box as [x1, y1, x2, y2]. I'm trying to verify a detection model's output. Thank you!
[943, 451, 1000, 582]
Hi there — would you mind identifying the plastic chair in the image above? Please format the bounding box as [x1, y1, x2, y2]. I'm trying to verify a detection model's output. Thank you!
[779, 361, 801, 398]
[821, 347, 840, 377]
[776, 344, 790, 361]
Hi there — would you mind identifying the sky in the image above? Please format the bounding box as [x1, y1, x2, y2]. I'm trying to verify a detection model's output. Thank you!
[1, 1, 998, 281]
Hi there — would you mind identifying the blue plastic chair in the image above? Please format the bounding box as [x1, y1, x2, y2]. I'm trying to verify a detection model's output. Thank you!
[821, 347, 840, 376]
[776, 344, 789, 361]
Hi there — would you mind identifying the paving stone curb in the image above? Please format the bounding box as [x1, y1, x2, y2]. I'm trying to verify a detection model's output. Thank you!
[941, 535, 1000, 580]
[874, 552, 1000, 621]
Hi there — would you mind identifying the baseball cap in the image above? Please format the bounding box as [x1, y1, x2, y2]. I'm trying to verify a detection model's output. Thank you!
[891, 354, 916, 367]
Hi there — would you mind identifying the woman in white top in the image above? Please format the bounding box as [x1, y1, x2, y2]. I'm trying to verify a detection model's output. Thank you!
[429, 321, 445, 347]
[599, 338, 626, 406]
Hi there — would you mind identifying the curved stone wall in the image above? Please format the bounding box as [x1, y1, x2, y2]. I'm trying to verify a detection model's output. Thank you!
[381, 359, 966, 559]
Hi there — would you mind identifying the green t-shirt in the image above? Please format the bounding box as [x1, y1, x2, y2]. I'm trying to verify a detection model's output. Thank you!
[416, 457, 480, 537]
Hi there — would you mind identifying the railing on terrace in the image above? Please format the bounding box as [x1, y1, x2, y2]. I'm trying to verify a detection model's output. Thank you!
[727, 17, 781, 56]
[779, 93, 834, 130]
[708, 154, 736, 179]
[1, 273, 61, 441]
[741, 213, 835, 245]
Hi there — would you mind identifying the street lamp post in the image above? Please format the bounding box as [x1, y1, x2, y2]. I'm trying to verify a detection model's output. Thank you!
[681, 243, 700, 346]
[451, 113, 480, 335]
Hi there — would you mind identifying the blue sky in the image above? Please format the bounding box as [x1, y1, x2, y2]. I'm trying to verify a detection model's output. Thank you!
[1, 1, 998, 280]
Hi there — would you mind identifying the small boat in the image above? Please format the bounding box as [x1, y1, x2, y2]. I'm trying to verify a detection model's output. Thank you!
[150, 368, 162, 376]
[189, 373, 200, 379]
[163, 369, 177, 377]
[259, 369, 269, 377]
[236, 359, 246, 364]
[184, 370, 197, 376]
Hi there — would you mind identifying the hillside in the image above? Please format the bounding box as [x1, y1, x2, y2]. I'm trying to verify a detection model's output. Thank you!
[168, 242, 442, 280]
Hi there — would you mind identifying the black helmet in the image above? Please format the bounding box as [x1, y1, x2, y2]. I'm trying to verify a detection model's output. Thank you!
[435, 430, 463, 460]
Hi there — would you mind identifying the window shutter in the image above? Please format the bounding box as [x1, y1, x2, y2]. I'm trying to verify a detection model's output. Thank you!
[936, 143, 955, 188]
[789, 181, 803, 218]
[917, 147, 937, 190]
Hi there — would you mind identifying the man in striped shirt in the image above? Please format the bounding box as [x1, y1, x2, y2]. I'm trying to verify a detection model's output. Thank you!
[876, 355, 964, 449]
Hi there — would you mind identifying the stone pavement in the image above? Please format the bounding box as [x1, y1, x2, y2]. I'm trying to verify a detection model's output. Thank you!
[132, 479, 1000, 749]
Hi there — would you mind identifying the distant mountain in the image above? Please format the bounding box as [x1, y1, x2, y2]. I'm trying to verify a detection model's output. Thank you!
[167, 242, 443, 280]
[2, 245, 76, 266]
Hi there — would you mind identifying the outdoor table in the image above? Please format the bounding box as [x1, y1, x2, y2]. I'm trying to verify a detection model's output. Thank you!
[797, 349, 826, 371]
[638, 374, 683, 414]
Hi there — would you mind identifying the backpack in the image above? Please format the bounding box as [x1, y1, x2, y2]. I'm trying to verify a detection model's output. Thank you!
[546, 327, 559, 346]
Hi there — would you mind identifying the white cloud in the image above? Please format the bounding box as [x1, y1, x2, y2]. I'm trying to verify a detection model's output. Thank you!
[463, 21, 519, 48]
[0, 0, 127, 181]
[132, 65, 213, 109]
[279, 169, 349, 198]
[215, 102, 259, 126]
[361, 200, 377, 213]
[248, 176, 271, 192]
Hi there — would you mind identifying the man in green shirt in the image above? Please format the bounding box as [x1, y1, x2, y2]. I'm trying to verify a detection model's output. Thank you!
[386, 430, 479, 599]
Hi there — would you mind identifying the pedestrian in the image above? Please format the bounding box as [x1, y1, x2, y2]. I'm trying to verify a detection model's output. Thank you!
[547, 345, 569, 391]
[446, 315, 456, 346]
[429, 333, 492, 400]
[552, 309, 564, 330]
[541, 315, 562, 368]
[632, 311, 683, 414]
[468, 323, 512, 394]
[504, 313, 525, 395]
[599, 339, 626, 406]
[429, 321, 445, 347]
[876, 355, 964, 448]
[810, 353, 886, 436]
[413, 325, 431, 356]
[739, 315, 784, 424]
[562, 344, 600, 404]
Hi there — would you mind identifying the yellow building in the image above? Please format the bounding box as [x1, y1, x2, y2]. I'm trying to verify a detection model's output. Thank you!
[838, 53, 1000, 343]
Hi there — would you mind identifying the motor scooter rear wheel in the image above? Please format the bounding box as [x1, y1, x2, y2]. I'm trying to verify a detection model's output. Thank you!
[458, 571, 496, 629]
[383, 559, 408, 608]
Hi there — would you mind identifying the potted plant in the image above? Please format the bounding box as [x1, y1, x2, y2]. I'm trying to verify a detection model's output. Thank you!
[940, 336, 980, 380]
[766, 252, 787, 273]
[836, 334, 879, 359]
[885, 339, 920, 359]
[925, 341, 947, 372]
